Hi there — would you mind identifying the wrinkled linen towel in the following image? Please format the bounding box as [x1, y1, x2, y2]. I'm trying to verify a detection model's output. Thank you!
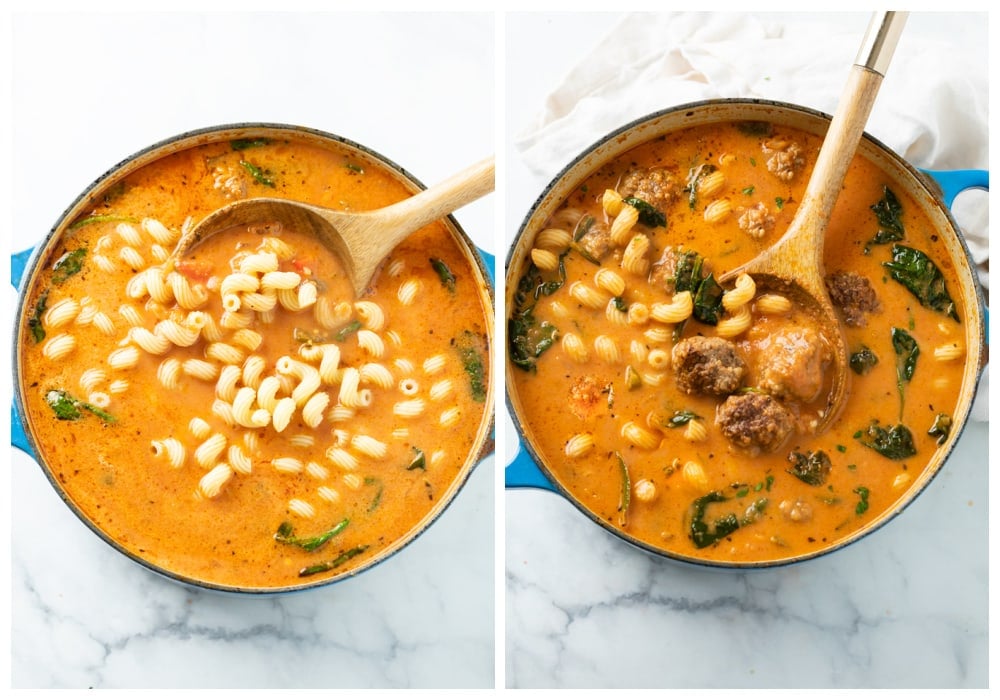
[514, 12, 989, 421]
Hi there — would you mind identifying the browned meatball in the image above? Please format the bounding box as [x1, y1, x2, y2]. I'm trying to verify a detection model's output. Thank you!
[568, 375, 609, 421]
[619, 167, 680, 211]
[716, 392, 794, 453]
[825, 271, 881, 327]
[756, 326, 831, 403]
[577, 219, 613, 262]
[672, 336, 746, 396]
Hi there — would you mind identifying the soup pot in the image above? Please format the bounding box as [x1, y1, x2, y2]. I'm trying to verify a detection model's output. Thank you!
[504, 99, 986, 568]
[11, 123, 496, 594]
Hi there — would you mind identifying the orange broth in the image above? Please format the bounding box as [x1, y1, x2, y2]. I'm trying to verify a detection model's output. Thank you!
[19, 134, 492, 589]
[509, 120, 970, 564]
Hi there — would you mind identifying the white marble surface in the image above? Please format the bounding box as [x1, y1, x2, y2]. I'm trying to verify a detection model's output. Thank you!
[8, 11, 494, 689]
[504, 12, 988, 688]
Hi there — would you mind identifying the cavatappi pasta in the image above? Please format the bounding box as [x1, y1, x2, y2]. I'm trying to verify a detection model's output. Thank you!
[509, 119, 973, 564]
[19, 134, 491, 589]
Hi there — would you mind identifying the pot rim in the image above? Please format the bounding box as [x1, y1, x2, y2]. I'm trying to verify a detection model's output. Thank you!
[505, 98, 987, 570]
[13, 122, 496, 595]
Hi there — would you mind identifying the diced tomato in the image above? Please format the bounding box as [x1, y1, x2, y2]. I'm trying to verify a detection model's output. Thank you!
[175, 260, 214, 283]
[290, 257, 316, 277]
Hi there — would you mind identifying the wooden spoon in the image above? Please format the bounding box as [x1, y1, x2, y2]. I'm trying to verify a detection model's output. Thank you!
[173, 156, 495, 296]
[719, 11, 907, 430]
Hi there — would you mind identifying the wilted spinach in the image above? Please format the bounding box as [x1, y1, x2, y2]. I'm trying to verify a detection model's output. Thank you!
[883, 244, 959, 321]
[927, 413, 953, 446]
[864, 186, 905, 253]
[849, 345, 879, 375]
[688, 489, 768, 549]
[509, 263, 561, 372]
[787, 450, 833, 486]
[855, 420, 917, 460]
[622, 196, 667, 228]
[891, 327, 919, 415]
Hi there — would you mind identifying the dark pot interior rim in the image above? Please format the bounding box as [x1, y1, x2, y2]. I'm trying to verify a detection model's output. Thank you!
[505, 98, 987, 570]
[14, 122, 496, 595]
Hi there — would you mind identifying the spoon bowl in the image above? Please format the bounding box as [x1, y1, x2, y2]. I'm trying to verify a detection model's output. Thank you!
[173, 156, 495, 296]
[719, 11, 907, 431]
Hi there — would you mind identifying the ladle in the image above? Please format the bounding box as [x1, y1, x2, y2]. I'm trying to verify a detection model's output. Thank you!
[172, 156, 495, 296]
[719, 11, 907, 430]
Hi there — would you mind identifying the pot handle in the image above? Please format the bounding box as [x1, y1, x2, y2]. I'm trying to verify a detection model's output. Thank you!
[505, 438, 557, 492]
[922, 169, 989, 208]
[11, 248, 36, 456]
[475, 246, 495, 285]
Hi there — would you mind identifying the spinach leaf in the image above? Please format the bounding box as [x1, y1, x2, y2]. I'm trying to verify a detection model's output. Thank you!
[430, 258, 456, 295]
[688, 490, 768, 549]
[692, 273, 724, 325]
[684, 164, 717, 211]
[883, 244, 959, 321]
[928, 413, 952, 446]
[230, 137, 271, 151]
[509, 263, 562, 372]
[28, 290, 49, 343]
[335, 320, 362, 341]
[573, 215, 596, 242]
[239, 159, 276, 187]
[673, 249, 705, 294]
[45, 389, 116, 423]
[856, 420, 917, 460]
[365, 476, 384, 513]
[406, 447, 426, 471]
[864, 186, 905, 252]
[891, 327, 919, 414]
[616, 452, 631, 527]
[455, 330, 487, 403]
[52, 248, 87, 284]
[274, 518, 349, 552]
[849, 345, 879, 375]
[299, 545, 370, 577]
[786, 450, 832, 486]
[69, 214, 138, 231]
[621, 196, 667, 228]
[666, 409, 701, 428]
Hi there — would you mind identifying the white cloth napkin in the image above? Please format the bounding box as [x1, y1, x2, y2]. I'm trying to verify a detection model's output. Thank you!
[515, 12, 989, 421]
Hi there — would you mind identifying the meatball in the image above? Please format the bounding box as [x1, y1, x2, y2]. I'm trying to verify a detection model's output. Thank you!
[577, 219, 613, 262]
[756, 326, 831, 403]
[619, 167, 680, 211]
[648, 247, 681, 293]
[738, 202, 774, 239]
[568, 375, 609, 421]
[672, 336, 746, 396]
[825, 271, 881, 327]
[715, 392, 794, 453]
[761, 139, 805, 181]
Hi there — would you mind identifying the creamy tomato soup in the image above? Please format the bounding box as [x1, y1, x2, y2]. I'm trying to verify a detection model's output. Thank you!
[19, 132, 492, 589]
[509, 119, 971, 564]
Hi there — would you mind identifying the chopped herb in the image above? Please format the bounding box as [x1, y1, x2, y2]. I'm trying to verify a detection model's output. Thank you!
[430, 258, 456, 295]
[741, 186, 755, 195]
[299, 545, 370, 577]
[667, 409, 701, 428]
[928, 413, 952, 446]
[787, 450, 832, 486]
[274, 518, 349, 552]
[616, 451, 631, 527]
[335, 320, 362, 341]
[69, 214, 138, 231]
[836, 444, 847, 453]
[775, 197, 785, 210]
[853, 486, 870, 515]
[688, 489, 768, 549]
[864, 186, 905, 253]
[611, 296, 628, 313]
[28, 290, 49, 343]
[52, 248, 87, 284]
[849, 345, 879, 375]
[346, 163, 365, 174]
[230, 137, 271, 150]
[406, 447, 426, 471]
[621, 196, 667, 228]
[239, 160, 276, 187]
[749, 157, 757, 167]
[883, 244, 959, 321]
[624, 365, 642, 390]
[856, 420, 917, 460]
[736, 487, 750, 498]
[45, 389, 116, 423]
[455, 330, 487, 402]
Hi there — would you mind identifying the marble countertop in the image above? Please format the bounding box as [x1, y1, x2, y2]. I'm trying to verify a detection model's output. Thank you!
[8, 11, 494, 689]
[504, 12, 988, 689]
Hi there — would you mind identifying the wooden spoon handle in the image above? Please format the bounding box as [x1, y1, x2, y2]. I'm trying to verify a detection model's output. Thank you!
[369, 156, 495, 251]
